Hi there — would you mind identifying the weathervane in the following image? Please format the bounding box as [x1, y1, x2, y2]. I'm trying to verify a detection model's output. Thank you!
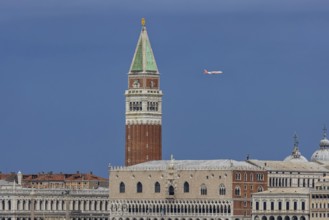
[141, 18, 146, 27]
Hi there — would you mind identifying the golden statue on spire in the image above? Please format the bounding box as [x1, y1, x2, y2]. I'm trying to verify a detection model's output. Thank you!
[141, 18, 146, 26]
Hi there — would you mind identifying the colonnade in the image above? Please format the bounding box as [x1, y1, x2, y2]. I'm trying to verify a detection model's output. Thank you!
[110, 200, 232, 219]
[269, 177, 315, 188]
[0, 198, 109, 212]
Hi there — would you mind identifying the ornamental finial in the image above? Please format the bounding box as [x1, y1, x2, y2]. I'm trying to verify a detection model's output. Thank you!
[293, 132, 299, 147]
[141, 18, 146, 27]
[323, 125, 327, 138]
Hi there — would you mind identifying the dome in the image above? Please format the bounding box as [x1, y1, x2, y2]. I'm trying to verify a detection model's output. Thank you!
[320, 138, 329, 147]
[283, 133, 308, 162]
[311, 149, 329, 161]
[311, 126, 329, 162]
[284, 154, 308, 162]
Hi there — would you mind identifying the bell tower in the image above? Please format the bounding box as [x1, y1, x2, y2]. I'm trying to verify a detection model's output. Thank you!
[125, 19, 163, 166]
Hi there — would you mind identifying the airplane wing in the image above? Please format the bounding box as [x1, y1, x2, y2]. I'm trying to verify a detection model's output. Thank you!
[212, 71, 223, 74]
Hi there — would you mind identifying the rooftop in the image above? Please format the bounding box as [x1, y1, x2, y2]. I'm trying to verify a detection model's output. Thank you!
[253, 187, 310, 195]
[248, 159, 328, 172]
[129, 19, 158, 73]
[111, 159, 263, 171]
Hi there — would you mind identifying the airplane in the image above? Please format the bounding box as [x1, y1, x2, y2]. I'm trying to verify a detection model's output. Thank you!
[204, 69, 223, 75]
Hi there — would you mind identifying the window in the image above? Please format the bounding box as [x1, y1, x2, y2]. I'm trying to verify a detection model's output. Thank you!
[294, 201, 297, 210]
[250, 173, 254, 181]
[119, 182, 125, 193]
[286, 201, 290, 210]
[184, 182, 189, 193]
[257, 186, 264, 192]
[130, 102, 143, 111]
[137, 182, 143, 193]
[147, 102, 158, 111]
[219, 184, 226, 195]
[278, 201, 282, 210]
[155, 182, 160, 193]
[200, 184, 207, 195]
[234, 186, 241, 196]
[256, 173, 264, 181]
[235, 173, 241, 180]
[271, 202, 274, 211]
[263, 202, 267, 210]
[256, 202, 259, 210]
[169, 185, 175, 195]
[244, 173, 248, 181]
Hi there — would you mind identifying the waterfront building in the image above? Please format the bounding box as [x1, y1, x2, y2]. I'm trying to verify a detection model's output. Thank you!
[0, 180, 109, 220]
[109, 157, 267, 220]
[246, 159, 328, 189]
[251, 188, 309, 220]
[247, 135, 329, 189]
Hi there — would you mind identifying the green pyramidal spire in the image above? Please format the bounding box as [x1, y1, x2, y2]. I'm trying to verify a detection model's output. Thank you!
[129, 19, 158, 73]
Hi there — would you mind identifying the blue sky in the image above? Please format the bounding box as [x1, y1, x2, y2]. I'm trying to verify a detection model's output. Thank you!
[1, 0, 329, 177]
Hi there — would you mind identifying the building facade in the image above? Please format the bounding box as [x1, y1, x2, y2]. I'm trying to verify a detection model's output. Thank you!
[109, 158, 267, 220]
[125, 18, 163, 166]
[0, 184, 109, 220]
[247, 134, 329, 190]
[250, 134, 329, 220]
[309, 176, 329, 220]
[251, 188, 309, 220]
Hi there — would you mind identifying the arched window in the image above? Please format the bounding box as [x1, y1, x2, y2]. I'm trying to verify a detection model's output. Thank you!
[257, 186, 264, 192]
[155, 182, 160, 193]
[235, 172, 241, 180]
[184, 182, 189, 193]
[137, 182, 143, 193]
[244, 173, 248, 181]
[120, 182, 125, 193]
[200, 184, 207, 195]
[234, 186, 241, 196]
[169, 185, 175, 195]
[219, 184, 226, 195]
[250, 173, 254, 181]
